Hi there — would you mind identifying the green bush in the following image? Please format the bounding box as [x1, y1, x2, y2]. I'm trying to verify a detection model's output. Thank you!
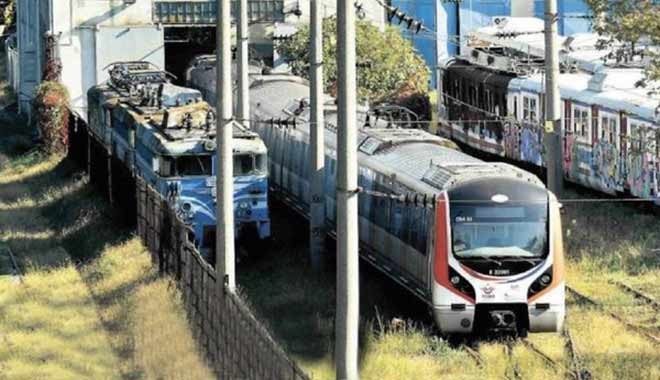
[276, 17, 430, 103]
[32, 81, 70, 155]
[3, 0, 15, 28]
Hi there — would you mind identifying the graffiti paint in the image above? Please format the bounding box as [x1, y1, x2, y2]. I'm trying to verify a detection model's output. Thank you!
[503, 121, 520, 160]
[520, 124, 543, 166]
[563, 133, 576, 178]
[625, 127, 660, 200]
[590, 140, 624, 193]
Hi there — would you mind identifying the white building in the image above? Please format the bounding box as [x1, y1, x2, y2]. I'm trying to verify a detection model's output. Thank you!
[11, 0, 385, 122]
[15, 0, 165, 121]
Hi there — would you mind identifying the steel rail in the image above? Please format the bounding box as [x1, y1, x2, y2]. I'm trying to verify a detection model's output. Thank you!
[567, 286, 660, 345]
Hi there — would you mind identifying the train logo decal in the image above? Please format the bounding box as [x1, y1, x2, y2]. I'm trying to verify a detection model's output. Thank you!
[481, 285, 496, 299]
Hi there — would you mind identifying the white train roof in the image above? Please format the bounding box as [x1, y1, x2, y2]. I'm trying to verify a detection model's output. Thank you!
[468, 17, 642, 74]
[510, 69, 659, 123]
[249, 74, 544, 193]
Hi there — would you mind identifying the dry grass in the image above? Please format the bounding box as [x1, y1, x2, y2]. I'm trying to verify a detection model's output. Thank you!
[299, 325, 483, 380]
[567, 309, 660, 380]
[0, 126, 212, 378]
[0, 266, 121, 380]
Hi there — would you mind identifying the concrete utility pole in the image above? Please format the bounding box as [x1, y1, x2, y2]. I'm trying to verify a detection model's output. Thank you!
[237, 0, 249, 128]
[336, 0, 359, 378]
[216, 0, 236, 291]
[310, 0, 326, 270]
[544, 0, 563, 196]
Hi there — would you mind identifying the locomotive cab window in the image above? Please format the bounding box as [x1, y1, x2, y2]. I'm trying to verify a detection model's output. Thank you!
[159, 155, 213, 177]
[233, 154, 268, 176]
[450, 202, 548, 259]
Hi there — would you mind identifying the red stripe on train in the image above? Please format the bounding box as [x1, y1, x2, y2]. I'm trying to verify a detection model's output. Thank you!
[434, 193, 476, 304]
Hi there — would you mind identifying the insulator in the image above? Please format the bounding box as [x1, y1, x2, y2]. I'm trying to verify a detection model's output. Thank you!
[397, 12, 406, 25]
[387, 7, 398, 22]
[414, 21, 423, 34]
[404, 16, 414, 29]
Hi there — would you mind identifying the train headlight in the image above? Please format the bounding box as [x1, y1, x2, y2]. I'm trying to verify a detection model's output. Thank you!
[237, 201, 252, 218]
[182, 202, 192, 212]
[528, 267, 553, 298]
[448, 267, 475, 300]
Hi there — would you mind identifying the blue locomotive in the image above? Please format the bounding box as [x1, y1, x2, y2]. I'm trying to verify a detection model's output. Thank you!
[87, 62, 270, 259]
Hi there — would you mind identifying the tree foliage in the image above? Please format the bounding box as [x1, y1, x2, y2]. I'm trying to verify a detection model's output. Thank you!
[2, 0, 15, 29]
[276, 17, 430, 103]
[33, 82, 70, 155]
[586, 0, 660, 89]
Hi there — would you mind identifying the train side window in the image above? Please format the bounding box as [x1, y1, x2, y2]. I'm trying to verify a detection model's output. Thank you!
[572, 105, 591, 143]
[523, 95, 538, 121]
[513, 96, 518, 118]
[599, 113, 619, 149]
[484, 89, 491, 113]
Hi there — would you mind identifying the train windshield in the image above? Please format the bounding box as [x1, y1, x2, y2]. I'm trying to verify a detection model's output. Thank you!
[450, 202, 548, 259]
[160, 155, 212, 177]
[233, 154, 267, 176]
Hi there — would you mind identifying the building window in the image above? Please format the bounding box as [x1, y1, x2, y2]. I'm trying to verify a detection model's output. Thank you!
[572, 105, 591, 143]
[599, 113, 619, 148]
[245, 0, 285, 23]
[523, 95, 537, 121]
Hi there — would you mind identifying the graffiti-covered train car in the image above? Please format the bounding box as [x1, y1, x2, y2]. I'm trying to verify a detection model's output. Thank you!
[440, 59, 660, 203]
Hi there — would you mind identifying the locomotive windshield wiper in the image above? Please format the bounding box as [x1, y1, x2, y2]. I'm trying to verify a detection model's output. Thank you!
[490, 256, 542, 266]
[459, 256, 503, 266]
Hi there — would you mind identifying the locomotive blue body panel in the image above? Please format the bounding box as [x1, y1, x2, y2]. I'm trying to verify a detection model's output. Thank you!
[87, 62, 271, 260]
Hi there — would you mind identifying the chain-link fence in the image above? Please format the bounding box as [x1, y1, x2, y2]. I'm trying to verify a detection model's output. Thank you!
[136, 177, 309, 380]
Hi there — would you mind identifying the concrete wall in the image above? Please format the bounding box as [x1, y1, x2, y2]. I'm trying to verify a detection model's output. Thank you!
[50, 0, 164, 120]
[13, 0, 166, 120]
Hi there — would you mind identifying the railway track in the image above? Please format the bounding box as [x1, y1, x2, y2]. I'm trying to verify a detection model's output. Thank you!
[504, 340, 522, 380]
[2, 244, 23, 283]
[463, 338, 568, 380]
[566, 286, 660, 344]
[462, 344, 484, 368]
[563, 327, 592, 380]
[610, 280, 660, 310]
[521, 339, 579, 380]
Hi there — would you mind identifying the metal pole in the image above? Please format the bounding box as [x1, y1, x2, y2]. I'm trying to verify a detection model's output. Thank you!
[237, 0, 249, 128]
[310, 0, 326, 270]
[336, 0, 359, 378]
[216, 0, 236, 292]
[544, 0, 563, 196]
